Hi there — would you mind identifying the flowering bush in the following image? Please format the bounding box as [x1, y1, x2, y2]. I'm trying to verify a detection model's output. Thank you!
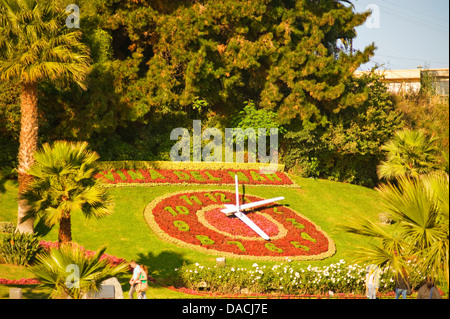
[95, 168, 295, 187]
[178, 260, 427, 296]
[144, 190, 335, 261]
[0, 278, 40, 285]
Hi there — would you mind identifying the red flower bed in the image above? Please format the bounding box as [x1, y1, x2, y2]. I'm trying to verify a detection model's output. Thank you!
[144, 190, 335, 261]
[95, 168, 295, 186]
[203, 208, 281, 238]
[0, 278, 40, 285]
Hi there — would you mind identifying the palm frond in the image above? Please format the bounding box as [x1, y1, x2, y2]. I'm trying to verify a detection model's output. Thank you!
[337, 216, 393, 239]
[22, 141, 113, 241]
[0, 0, 91, 86]
[377, 176, 445, 249]
[347, 244, 397, 269]
[377, 129, 440, 180]
[343, 171, 449, 288]
[29, 244, 128, 299]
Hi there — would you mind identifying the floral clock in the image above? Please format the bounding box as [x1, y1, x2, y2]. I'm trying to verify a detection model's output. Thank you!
[144, 190, 335, 261]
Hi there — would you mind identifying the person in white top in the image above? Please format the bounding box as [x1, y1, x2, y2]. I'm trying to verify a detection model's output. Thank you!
[128, 260, 141, 299]
[365, 264, 380, 299]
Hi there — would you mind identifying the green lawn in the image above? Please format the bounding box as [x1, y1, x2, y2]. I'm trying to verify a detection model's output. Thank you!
[0, 174, 385, 299]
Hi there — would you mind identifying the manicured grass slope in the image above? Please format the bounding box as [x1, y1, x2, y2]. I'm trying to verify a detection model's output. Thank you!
[0, 175, 384, 298]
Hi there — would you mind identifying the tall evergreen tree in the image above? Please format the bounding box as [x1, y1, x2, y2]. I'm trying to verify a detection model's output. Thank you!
[105, 0, 374, 124]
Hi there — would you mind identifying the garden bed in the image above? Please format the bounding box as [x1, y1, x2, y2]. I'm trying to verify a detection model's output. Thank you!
[95, 168, 297, 187]
[143, 190, 335, 261]
[1, 242, 446, 299]
[176, 260, 440, 297]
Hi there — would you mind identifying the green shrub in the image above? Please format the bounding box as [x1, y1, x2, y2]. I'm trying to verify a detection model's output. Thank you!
[394, 94, 449, 171]
[30, 244, 128, 299]
[95, 160, 285, 172]
[281, 72, 404, 187]
[0, 222, 15, 234]
[0, 232, 42, 266]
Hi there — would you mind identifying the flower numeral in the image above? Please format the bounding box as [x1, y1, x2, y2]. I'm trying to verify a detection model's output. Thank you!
[290, 241, 310, 251]
[164, 205, 190, 217]
[273, 207, 283, 214]
[227, 241, 246, 252]
[301, 232, 316, 243]
[214, 192, 231, 203]
[196, 235, 215, 246]
[179, 195, 203, 205]
[265, 242, 283, 253]
[173, 220, 190, 232]
[286, 218, 305, 229]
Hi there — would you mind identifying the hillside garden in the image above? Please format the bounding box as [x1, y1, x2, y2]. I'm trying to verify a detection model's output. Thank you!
[0, 0, 448, 299]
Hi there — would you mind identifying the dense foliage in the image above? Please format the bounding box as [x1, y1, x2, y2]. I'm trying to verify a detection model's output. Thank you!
[0, 0, 447, 186]
[342, 171, 449, 289]
[282, 72, 404, 186]
[30, 243, 128, 299]
[21, 141, 114, 243]
[0, 232, 42, 265]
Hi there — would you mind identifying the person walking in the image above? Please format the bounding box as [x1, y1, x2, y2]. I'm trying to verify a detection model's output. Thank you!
[394, 269, 410, 299]
[365, 264, 380, 299]
[128, 260, 141, 299]
[137, 265, 149, 299]
[417, 276, 442, 299]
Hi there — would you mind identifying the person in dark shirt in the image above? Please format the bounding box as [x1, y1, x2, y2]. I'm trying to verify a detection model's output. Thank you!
[417, 276, 442, 299]
[394, 269, 410, 299]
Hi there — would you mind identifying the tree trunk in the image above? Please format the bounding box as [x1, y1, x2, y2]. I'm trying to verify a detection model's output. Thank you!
[16, 82, 38, 234]
[59, 211, 72, 244]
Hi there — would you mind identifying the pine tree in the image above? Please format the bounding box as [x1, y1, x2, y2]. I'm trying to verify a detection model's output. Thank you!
[105, 0, 375, 125]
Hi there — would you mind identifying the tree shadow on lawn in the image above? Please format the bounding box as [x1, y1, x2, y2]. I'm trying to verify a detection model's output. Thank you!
[34, 217, 53, 237]
[135, 250, 188, 287]
[97, 250, 189, 298]
[0, 178, 6, 194]
[0, 284, 51, 299]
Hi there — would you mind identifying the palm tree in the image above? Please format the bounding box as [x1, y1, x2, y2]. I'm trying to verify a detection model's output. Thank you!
[21, 141, 114, 244]
[30, 243, 128, 299]
[377, 129, 440, 180]
[340, 172, 449, 289]
[0, 0, 91, 234]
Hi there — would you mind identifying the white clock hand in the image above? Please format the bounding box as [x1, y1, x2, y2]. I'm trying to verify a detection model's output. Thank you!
[220, 174, 277, 240]
[220, 197, 285, 215]
[234, 210, 271, 240]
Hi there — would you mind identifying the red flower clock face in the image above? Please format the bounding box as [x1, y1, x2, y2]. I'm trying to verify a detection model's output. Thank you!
[144, 190, 335, 261]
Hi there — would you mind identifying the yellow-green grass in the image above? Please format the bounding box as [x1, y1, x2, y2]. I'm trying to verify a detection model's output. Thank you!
[0, 175, 384, 298]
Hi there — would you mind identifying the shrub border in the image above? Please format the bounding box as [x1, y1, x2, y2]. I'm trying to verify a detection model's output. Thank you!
[95, 167, 298, 188]
[96, 161, 285, 172]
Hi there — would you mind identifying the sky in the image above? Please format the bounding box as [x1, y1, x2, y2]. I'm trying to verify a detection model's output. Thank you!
[351, 0, 449, 70]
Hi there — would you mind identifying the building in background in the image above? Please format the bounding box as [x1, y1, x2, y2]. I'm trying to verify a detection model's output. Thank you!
[355, 68, 449, 96]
